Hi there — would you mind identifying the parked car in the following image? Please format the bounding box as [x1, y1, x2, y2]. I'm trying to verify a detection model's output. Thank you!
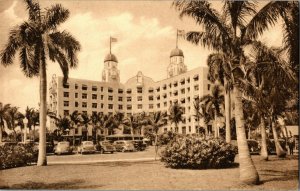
[54, 141, 73, 155]
[78, 141, 96, 154]
[267, 139, 286, 154]
[96, 141, 115, 154]
[114, 140, 135, 152]
[132, 140, 147, 151]
[247, 139, 261, 154]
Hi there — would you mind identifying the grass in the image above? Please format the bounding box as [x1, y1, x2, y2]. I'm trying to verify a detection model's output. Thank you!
[0, 155, 298, 190]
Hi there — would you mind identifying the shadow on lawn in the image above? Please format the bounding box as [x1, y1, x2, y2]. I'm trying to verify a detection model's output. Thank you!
[1, 179, 104, 189]
[260, 169, 299, 183]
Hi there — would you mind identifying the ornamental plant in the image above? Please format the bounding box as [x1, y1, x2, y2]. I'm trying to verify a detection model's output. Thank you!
[160, 135, 237, 169]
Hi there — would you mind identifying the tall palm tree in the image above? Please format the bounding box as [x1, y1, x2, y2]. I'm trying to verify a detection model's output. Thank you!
[81, 113, 91, 141]
[0, 103, 10, 143]
[207, 53, 233, 142]
[0, 0, 81, 166]
[123, 114, 139, 135]
[53, 115, 71, 135]
[146, 111, 168, 160]
[6, 107, 23, 141]
[200, 85, 224, 138]
[113, 111, 125, 134]
[168, 102, 184, 133]
[69, 111, 81, 145]
[173, 1, 292, 184]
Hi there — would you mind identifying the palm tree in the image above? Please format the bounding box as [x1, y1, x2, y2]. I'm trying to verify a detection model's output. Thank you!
[6, 107, 24, 141]
[173, 1, 292, 184]
[193, 99, 206, 135]
[146, 111, 168, 160]
[113, 111, 125, 134]
[123, 114, 139, 135]
[199, 85, 224, 138]
[0, 103, 10, 143]
[0, 0, 81, 166]
[168, 102, 184, 133]
[81, 113, 91, 141]
[54, 115, 71, 136]
[207, 53, 233, 142]
[69, 111, 81, 145]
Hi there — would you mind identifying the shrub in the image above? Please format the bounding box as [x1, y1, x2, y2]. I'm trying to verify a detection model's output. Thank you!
[161, 135, 237, 169]
[0, 144, 38, 170]
[158, 131, 179, 146]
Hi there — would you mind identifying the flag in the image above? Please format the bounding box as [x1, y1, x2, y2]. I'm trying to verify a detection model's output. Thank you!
[177, 30, 185, 37]
[110, 37, 118, 43]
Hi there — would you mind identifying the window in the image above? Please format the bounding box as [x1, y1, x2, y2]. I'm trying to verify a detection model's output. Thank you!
[82, 93, 87, 99]
[137, 87, 143, 93]
[75, 102, 78, 107]
[75, 84, 78, 89]
[127, 97, 132, 102]
[163, 84, 167, 90]
[82, 85, 87, 90]
[101, 103, 104, 109]
[174, 91, 178, 96]
[108, 96, 113, 101]
[163, 94, 167, 99]
[182, 126, 186, 134]
[181, 88, 185, 94]
[157, 103, 160, 108]
[64, 101, 69, 107]
[101, 87, 104, 92]
[92, 94, 97, 99]
[194, 85, 199, 91]
[64, 110, 69, 116]
[118, 97, 123, 102]
[118, 89, 123, 94]
[180, 79, 185, 85]
[92, 86, 97, 91]
[92, 103, 97, 108]
[108, 104, 113, 109]
[63, 92, 69, 98]
[156, 87, 160, 92]
[119, 105, 123, 110]
[187, 87, 190, 92]
[75, 93, 78, 98]
[149, 104, 153, 109]
[174, 81, 178, 87]
[138, 104, 142, 109]
[157, 95, 160, 100]
[164, 128, 167, 132]
[127, 105, 132, 110]
[101, 95, 104, 100]
[149, 96, 153, 101]
[108, 88, 113, 93]
[194, 75, 199, 81]
[127, 89, 132, 94]
[187, 97, 190, 102]
[148, 88, 154, 93]
[82, 102, 87, 108]
[189, 126, 191, 132]
[208, 84, 211, 90]
[187, 78, 190, 83]
[63, 84, 69, 88]
[164, 102, 167, 107]
[75, 128, 79, 134]
[137, 96, 142, 101]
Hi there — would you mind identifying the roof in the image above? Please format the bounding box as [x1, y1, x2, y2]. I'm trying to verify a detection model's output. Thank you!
[104, 53, 118, 63]
[170, 47, 184, 57]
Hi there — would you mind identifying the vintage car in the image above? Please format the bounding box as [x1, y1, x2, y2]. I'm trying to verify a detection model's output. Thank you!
[114, 140, 135, 152]
[247, 139, 261, 154]
[96, 141, 115, 154]
[54, 141, 73, 155]
[78, 141, 96, 154]
[132, 140, 147, 151]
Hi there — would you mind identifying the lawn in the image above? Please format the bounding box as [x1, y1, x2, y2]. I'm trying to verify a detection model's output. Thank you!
[0, 155, 298, 190]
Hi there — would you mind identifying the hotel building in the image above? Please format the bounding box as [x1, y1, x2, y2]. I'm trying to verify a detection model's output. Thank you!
[49, 45, 212, 137]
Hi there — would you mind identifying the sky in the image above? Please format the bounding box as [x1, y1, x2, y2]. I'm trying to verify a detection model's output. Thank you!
[0, 0, 284, 113]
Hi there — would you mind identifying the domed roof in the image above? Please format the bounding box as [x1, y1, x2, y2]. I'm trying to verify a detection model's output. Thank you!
[104, 53, 118, 63]
[170, 48, 184, 57]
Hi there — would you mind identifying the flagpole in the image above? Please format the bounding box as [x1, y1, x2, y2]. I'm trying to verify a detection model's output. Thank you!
[176, 29, 178, 48]
[110, 36, 111, 54]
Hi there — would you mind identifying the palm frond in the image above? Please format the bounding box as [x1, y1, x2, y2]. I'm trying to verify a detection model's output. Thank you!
[24, 0, 41, 22]
[43, 4, 70, 31]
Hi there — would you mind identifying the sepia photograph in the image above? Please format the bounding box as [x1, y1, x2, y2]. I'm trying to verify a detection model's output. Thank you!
[0, 0, 298, 190]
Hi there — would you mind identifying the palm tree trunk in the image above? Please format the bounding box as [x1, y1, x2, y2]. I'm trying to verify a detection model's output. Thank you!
[154, 133, 158, 161]
[260, 116, 268, 161]
[233, 87, 259, 185]
[0, 126, 2, 143]
[271, 118, 286, 158]
[225, 80, 231, 143]
[214, 112, 218, 138]
[33, 125, 36, 141]
[24, 127, 27, 142]
[37, 53, 47, 166]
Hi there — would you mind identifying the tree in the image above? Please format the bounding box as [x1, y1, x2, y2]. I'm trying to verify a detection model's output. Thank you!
[168, 102, 184, 133]
[146, 111, 168, 160]
[81, 113, 91, 141]
[193, 99, 210, 135]
[199, 85, 224, 138]
[113, 111, 125, 134]
[69, 111, 81, 145]
[0, 0, 81, 166]
[0, 103, 10, 143]
[173, 0, 292, 184]
[123, 114, 139, 135]
[207, 53, 233, 142]
[6, 107, 24, 141]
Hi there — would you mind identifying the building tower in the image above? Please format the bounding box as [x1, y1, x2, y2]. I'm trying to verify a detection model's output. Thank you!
[167, 30, 187, 78]
[102, 37, 120, 83]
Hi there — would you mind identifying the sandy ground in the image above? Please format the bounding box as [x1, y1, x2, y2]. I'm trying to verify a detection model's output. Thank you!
[0, 150, 298, 190]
